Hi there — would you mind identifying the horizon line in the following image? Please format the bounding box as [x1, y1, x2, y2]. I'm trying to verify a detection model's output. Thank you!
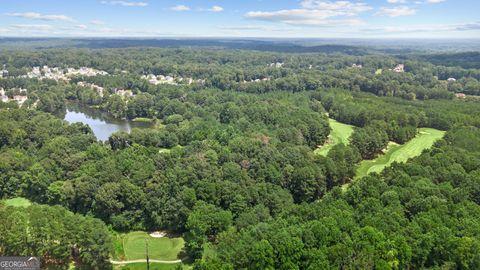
[1, 36, 480, 41]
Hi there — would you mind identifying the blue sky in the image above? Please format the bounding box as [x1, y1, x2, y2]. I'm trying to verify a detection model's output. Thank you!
[0, 0, 479, 38]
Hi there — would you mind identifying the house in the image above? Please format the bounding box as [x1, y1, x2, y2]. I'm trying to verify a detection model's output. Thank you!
[1, 95, 8, 102]
[91, 85, 105, 97]
[114, 89, 134, 98]
[455, 93, 466, 99]
[270, 62, 284, 68]
[1, 64, 8, 77]
[29, 67, 41, 77]
[447, 77, 457, 82]
[352, 63, 363, 68]
[64, 67, 108, 77]
[13, 95, 28, 105]
[242, 77, 271, 84]
[393, 64, 405, 73]
[77, 82, 105, 97]
[149, 79, 160, 85]
[0, 88, 5, 96]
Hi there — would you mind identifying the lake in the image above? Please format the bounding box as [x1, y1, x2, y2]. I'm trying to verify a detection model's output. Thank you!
[64, 103, 152, 141]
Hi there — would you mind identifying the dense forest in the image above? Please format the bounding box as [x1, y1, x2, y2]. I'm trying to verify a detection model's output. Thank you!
[1, 44, 480, 269]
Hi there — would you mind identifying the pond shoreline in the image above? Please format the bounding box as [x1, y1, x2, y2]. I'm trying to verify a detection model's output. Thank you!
[63, 102, 153, 141]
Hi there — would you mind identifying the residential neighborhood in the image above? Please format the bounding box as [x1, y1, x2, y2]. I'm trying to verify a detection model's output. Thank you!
[0, 87, 28, 106]
[77, 81, 105, 97]
[22, 66, 108, 81]
[114, 88, 134, 98]
[141, 73, 203, 86]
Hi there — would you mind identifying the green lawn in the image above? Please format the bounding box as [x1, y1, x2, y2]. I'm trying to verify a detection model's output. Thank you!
[132, 117, 154, 123]
[158, 148, 171, 154]
[3, 197, 32, 207]
[119, 232, 185, 261]
[159, 145, 183, 154]
[114, 262, 184, 270]
[355, 128, 445, 179]
[315, 118, 354, 156]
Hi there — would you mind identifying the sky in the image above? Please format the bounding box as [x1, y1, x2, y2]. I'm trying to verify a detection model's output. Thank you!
[0, 0, 479, 38]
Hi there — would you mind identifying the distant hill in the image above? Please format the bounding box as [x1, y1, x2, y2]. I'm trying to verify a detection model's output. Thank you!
[415, 51, 480, 69]
[72, 39, 373, 55]
[0, 37, 478, 55]
[0, 38, 372, 55]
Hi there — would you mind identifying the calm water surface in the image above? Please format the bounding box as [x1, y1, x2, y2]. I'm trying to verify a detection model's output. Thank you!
[64, 103, 152, 141]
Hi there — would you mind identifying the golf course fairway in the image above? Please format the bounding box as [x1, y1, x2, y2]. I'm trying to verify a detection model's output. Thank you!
[315, 118, 354, 156]
[114, 262, 183, 270]
[355, 128, 445, 179]
[120, 231, 184, 261]
[110, 231, 189, 270]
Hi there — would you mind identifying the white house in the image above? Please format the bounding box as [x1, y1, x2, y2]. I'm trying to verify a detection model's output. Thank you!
[115, 89, 134, 98]
[13, 95, 28, 105]
[393, 64, 405, 73]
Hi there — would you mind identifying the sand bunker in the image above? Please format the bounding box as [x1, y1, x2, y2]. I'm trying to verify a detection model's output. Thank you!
[149, 231, 167, 238]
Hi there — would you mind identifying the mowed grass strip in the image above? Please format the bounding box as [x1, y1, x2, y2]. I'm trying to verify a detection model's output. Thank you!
[114, 262, 183, 270]
[315, 118, 355, 156]
[3, 197, 32, 207]
[355, 128, 445, 179]
[123, 232, 185, 261]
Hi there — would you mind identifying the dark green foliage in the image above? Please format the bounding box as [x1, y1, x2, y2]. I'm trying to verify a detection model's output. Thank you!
[206, 127, 480, 269]
[351, 125, 389, 159]
[325, 143, 362, 188]
[0, 203, 112, 269]
[1, 47, 480, 269]
[185, 203, 232, 259]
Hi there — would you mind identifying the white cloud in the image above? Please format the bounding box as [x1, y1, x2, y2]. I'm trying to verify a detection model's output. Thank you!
[426, 0, 445, 3]
[7, 12, 74, 22]
[220, 25, 268, 31]
[209, 6, 224, 12]
[387, 0, 407, 3]
[101, 1, 148, 7]
[90, 20, 105, 25]
[361, 21, 480, 35]
[245, 1, 371, 26]
[246, 9, 367, 26]
[455, 21, 480, 31]
[300, 0, 373, 14]
[376, 6, 416, 17]
[171, 5, 190, 11]
[11, 24, 53, 31]
[219, 25, 300, 32]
